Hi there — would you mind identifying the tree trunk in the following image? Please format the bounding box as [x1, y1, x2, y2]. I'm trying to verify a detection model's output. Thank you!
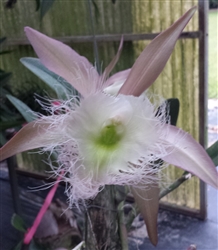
[85, 185, 122, 250]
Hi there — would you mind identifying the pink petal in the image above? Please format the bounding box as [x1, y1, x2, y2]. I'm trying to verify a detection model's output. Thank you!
[162, 125, 218, 188]
[25, 27, 99, 97]
[104, 68, 131, 88]
[119, 6, 197, 96]
[131, 182, 159, 246]
[24, 171, 63, 244]
[0, 121, 56, 161]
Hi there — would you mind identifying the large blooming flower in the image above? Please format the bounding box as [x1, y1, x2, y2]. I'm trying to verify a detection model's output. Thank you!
[1, 6, 217, 245]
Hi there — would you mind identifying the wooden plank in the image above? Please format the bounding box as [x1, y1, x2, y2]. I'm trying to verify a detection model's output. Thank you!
[5, 31, 200, 46]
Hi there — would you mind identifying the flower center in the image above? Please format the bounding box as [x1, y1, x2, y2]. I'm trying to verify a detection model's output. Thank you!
[96, 117, 124, 148]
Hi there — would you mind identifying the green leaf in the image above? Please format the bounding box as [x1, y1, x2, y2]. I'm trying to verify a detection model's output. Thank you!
[40, 0, 56, 19]
[0, 132, 7, 146]
[35, 0, 40, 11]
[20, 57, 75, 99]
[167, 98, 180, 126]
[0, 72, 12, 86]
[11, 241, 23, 250]
[207, 140, 218, 166]
[0, 120, 24, 131]
[0, 102, 15, 115]
[156, 98, 180, 126]
[11, 214, 26, 232]
[6, 95, 35, 122]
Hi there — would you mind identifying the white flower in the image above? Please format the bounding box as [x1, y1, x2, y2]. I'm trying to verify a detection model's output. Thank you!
[0, 6, 217, 207]
[40, 93, 168, 203]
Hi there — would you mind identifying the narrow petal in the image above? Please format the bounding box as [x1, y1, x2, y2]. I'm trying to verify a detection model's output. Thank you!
[162, 125, 218, 188]
[131, 182, 159, 246]
[24, 27, 99, 97]
[101, 37, 123, 86]
[0, 121, 55, 161]
[119, 6, 197, 96]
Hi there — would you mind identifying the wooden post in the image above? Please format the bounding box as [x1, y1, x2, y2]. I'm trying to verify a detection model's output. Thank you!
[198, 0, 208, 220]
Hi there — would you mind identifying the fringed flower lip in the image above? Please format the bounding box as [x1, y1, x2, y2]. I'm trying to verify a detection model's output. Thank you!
[0, 6, 217, 245]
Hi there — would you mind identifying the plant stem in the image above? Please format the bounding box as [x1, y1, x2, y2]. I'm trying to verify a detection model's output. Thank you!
[85, 185, 122, 250]
[159, 171, 190, 199]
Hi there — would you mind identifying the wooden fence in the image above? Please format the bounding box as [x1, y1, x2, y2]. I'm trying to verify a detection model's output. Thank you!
[1, 0, 207, 217]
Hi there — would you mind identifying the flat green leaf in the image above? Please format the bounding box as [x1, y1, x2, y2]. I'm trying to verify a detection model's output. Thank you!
[11, 214, 26, 232]
[6, 95, 35, 123]
[0, 72, 12, 86]
[207, 140, 218, 166]
[20, 57, 75, 99]
[40, 0, 56, 19]
[11, 241, 23, 250]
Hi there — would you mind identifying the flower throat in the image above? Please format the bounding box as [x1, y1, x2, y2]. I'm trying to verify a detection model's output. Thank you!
[96, 119, 124, 148]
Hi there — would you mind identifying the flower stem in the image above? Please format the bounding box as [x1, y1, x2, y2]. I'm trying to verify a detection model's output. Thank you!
[85, 185, 122, 250]
[159, 171, 190, 199]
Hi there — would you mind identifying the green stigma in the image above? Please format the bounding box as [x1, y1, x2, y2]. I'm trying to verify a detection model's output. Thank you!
[96, 120, 124, 148]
